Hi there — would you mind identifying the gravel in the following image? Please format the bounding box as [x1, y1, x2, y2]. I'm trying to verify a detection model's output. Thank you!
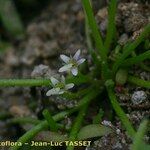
[131, 90, 147, 104]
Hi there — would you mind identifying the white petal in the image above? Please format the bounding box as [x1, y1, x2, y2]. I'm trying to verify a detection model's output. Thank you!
[50, 77, 59, 86]
[60, 55, 70, 63]
[71, 68, 78, 76]
[58, 90, 65, 94]
[77, 58, 85, 65]
[46, 88, 60, 96]
[59, 64, 72, 72]
[73, 49, 81, 60]
[65, 83, 74, 90]
[61, 75, 66, 84]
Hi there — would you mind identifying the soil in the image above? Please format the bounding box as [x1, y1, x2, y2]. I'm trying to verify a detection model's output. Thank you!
[0, 0, 149, 149]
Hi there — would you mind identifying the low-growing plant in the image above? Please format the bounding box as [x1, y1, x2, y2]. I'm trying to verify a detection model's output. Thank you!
[0, 0, 150, 150]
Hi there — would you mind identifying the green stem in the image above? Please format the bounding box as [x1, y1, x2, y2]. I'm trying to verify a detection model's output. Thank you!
[112, 24, 150, 74]
[0, 79, 50, 87]
[8, 117, 64, 129]
[107, 87, 136, 137]
[131, 119, 148, 150]
[42, 109, 58, 132]
[67, 104, 88, 150]
[104, 0, 117, 52]
[10, 90, 99, 150]
[128, 75, 150, 88]
[8, 117, 41, 125]
[123, 50, 150, 66]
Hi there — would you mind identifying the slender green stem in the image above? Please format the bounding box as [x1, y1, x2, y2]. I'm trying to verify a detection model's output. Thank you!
[122, 50, 150, 66]
[8, 117, 41, 125]
[112, 24, 150, 74]
[42, 109, 58, 132]
[10, 90, 99, 150]
[67, 104, 89, 150]
[128, 75, 150, 88]
[131, 120, 148, 150]
[8, 117, 64, 129]
[107, 87, 135, 137]
[104, 0, 117, 52]
[0, 79, 50, 87]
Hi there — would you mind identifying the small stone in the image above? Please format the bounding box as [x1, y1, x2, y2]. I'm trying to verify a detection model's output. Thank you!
[118, 33, 129, 45]
[116, 129, 121, 135]
[85, 147, 96, 150]
[31, 64, 56, 78]
[9, 105, 31, 117]
[131, 91, 147, 104]
[112, 141, 122, 149]
[101, 120, 112, 127]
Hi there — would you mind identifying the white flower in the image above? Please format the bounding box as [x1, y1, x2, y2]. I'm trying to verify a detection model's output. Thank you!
[59, 49, 86, 76]
[46, 76, 74, 96]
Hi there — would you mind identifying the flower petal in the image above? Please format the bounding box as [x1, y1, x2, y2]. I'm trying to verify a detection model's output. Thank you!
[58, 90, 65, 94]
[60, 54, 70, 63]
[61, 75, 66, 84]
[65, 83, 74, 90]
[50, 77, 59, 86]
[59, 64, 72, 72]
[71, 68, 78, 76]
[46, 88, 60, 96]
[77, 58, 85, 65]
[73, 49, 81, 60]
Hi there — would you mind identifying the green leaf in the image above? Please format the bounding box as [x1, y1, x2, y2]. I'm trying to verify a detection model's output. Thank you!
[77, 124, 112, 140]
[131, 119, 149, 150]
[0, 0, 25, 38]
[115, 69, 128, 85]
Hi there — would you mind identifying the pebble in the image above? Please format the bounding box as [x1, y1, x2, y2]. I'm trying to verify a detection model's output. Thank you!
[101, 120, 112, 127]
[31, 64, 56, 78]
[131, 91, 147, 104]
[118, 33, 129, 45]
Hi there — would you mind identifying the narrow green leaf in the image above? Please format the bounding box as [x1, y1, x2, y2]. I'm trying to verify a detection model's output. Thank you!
[113, 24, 150, 74]
[42, 109, 58, 132]
[123, 50, 150, 66]
[104, 0, 117, 52]
[131, 120, 148, 150]
[77, 124, 112, 140]
[107, 87, 136, 137]
[0, 0, 24, 38]
[128, 75, 150, 88]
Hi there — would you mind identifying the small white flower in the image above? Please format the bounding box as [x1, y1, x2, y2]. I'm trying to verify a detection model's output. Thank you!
[46, 76, 74, 96]
[59, 49, 86, 76]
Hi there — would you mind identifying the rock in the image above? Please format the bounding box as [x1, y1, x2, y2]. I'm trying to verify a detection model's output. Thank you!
[131, 91, 147, 104]
[9, 105, 31, 117]
[118, 33, 129, 45]
[31, 64, 56, 78]
[5, 47, 19, 67]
